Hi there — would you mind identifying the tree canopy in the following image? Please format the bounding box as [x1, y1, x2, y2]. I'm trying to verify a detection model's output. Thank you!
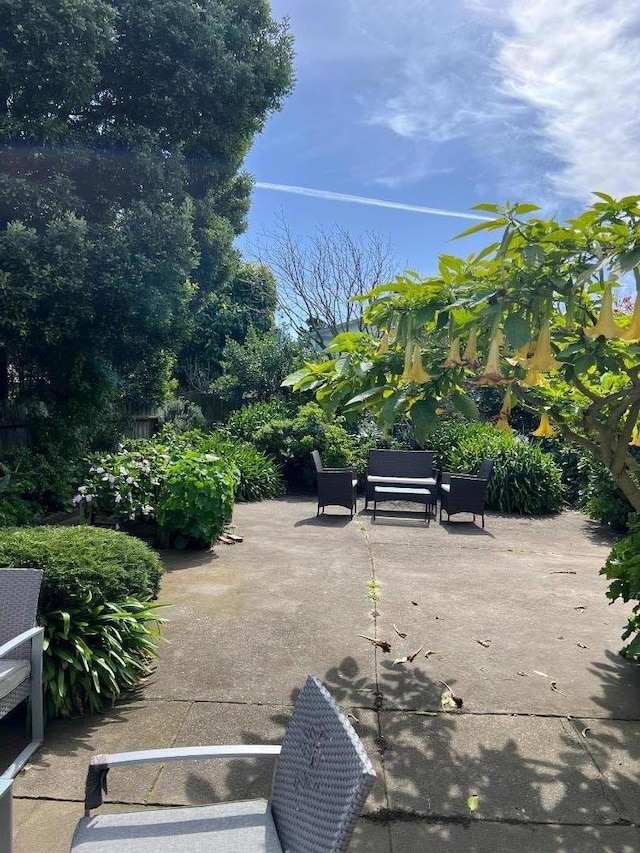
[285, 194, 640, 511]
[0, 0, 294, 445]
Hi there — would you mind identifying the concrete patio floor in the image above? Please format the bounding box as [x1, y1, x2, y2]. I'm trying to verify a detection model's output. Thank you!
[3, 498, 640, 852]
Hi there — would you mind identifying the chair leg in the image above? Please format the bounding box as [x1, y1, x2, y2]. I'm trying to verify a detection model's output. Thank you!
[482, 513, 485, 529]
[31, 646, 44, 744]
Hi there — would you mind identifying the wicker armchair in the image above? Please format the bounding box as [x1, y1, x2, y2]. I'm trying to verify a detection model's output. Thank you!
[439, 459, 494, 528]
[72, 675, 376, 853]
[311, 450, 358, 517]
[0, 568, 44, 780]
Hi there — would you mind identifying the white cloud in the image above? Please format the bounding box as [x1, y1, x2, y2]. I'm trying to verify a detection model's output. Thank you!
[351, 0, 640, 202]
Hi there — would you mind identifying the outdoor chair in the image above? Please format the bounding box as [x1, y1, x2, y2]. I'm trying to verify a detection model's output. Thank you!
[365, 449, 438, 509]
[439, 459, 494, 528]
[0, 568, 44, 780]
[71, 675, 376, 853]
[311, 450, 358, 517]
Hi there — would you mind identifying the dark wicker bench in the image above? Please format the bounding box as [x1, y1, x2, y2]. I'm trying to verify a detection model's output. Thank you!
[365, 449, 438, 510]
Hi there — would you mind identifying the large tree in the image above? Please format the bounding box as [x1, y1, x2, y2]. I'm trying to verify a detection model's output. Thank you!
[0, 0, 293, 441]
[286, 194, 640, 512]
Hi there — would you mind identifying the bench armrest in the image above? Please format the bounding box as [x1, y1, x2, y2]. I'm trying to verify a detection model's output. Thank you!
[0, 626, 43, 659]
[84, 745, 282, 812]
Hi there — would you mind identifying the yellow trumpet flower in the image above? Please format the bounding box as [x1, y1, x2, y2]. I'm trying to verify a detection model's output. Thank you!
[495, 411, 512, 431]
[462, 328, 479, 367]
[629, 425, 640, 447]
[401, 341, 413, 381]
[513, 341, 532, 365]
[621, 297, 640, 343]
[584, 282, 625, 339]
[475, 328, 504, 385]
[377, 332, 390, 354]
[410, 344, 432, 382]
[442, 337, 464, 368]
[495, 388, 514, 431]
[527, 318, 561, 372]
[531, 412, 554, 438]
[521, 367, 542, 387]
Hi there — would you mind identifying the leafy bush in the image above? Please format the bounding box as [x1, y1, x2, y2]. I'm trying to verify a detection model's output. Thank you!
[583, 465, 635, 531]
[163, 397, 206, 433]
[429, 422, 563, 515]
[253, 402, 357, 491]
[540, 440, 590, 507]
[212, 327, 311, 407]
[0, 449, 82, 527]
[0, 526, 164, 716]
[205, 436, 284, 502]
[224, 400, 295, 443]
[76, 429, 238, 546]
[0, 526, 162, 608]
[157, 450, 236, 547]
[601, 517, 640, 658]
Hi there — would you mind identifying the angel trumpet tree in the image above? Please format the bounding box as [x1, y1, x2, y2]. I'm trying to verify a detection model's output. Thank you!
[284, 194, 640, 513]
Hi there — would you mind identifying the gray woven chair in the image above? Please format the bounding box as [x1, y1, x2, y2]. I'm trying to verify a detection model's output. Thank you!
[311, 450, 358, 517]
[439, 458, 494, 528]
[0, 568, 44, 780]
[71, 675, 375, 852]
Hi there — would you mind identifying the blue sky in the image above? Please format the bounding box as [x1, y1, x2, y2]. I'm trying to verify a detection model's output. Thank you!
[240, 0, 640, 275]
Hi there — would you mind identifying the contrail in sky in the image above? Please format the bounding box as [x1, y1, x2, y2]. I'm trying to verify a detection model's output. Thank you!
[254, 182, 494, 221]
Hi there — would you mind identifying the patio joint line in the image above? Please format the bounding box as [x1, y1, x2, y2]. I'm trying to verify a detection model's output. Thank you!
[144, 699, 194, 803]
[362, 809, 638, 829]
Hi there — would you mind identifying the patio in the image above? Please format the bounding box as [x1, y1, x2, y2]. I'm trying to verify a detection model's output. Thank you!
[4, 498, 640, 852]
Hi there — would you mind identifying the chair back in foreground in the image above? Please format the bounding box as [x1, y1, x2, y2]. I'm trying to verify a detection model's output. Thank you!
[271, 676, 376, 853]
[0, 568, 44, 779]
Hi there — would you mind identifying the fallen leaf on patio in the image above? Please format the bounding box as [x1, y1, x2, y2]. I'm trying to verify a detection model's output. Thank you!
[393, 624, 407, 639]
[466, 793, 479, 813]
[549, 570, 577, 575]
[358, 635, 391, 653]
[576, 642, 588, 649]
[441, 688, 463, 710]
[407, 645, 424, 662]
[550, 681, 566, 695]
[517, 671, 528, 677]
[424, 649, 439, 658]
[581, 727, 591, 738]
[393, 656, 409, 665]
[574, 606, 587, 612]
[533, 670, 550, 678]
[557, 635, 565, 640]
[411, 601, 418, 606]
[476, 639, 491, 648]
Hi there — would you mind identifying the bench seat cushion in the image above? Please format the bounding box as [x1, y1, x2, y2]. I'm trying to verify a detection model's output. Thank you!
[368, 475, 437, 486]
[0, 659, 30, 700]
[72, 798, 283, 853]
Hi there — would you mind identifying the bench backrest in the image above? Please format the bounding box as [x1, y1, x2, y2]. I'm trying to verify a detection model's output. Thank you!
[367, 449, 435, 478]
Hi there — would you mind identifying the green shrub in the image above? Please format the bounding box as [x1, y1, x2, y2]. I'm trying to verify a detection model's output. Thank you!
[204, 436, 284, 502]
[429, 422, 563, 515]
[225, 400, 295, 443]
[583, 465, 634, 531]
[253, 402, 356, 491]
[540, 440, 590, 507]
[163, 397, 206, 433]
[0, 526, 164, 716]
[76, 429, 238, 546]
[0, 526, 162, 608]
[0, 449, 82, 527]
[157, 450, 236, 547]
[601, 518, 640, 658]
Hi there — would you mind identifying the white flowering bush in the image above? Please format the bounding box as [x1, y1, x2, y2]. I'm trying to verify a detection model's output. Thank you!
[74, 430, 239, 547]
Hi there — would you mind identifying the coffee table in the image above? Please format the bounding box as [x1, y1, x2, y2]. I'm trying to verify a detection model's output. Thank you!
[372, 485, 436, 524]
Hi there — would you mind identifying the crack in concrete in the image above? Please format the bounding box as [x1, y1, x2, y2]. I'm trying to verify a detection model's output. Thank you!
[363, 807, 639, 828]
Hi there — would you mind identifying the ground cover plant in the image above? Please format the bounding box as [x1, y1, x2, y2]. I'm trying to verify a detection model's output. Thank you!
[0, 526, 163, 716]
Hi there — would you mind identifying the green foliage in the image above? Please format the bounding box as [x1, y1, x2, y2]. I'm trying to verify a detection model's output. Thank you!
[430, 423, 563, 515]
[1, 0, 294, 447]
[0, 525, 164, 716]
[77, 429, 238, 545]
[224, 400, 295, 443]
[253, 403, 356, 491]
[40, 595, 164, 717]
[163, 397, 206, 433]
[601, 518, 640, 658]
[285, 196, 640, 515]
[584, 466, 635, 531]
[157, 450, 236, 547]
[0, 526, 162, 608]
[211, 327, 310, 406]
[204, 436, 284, 502]
[0, 448, 83, 527]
